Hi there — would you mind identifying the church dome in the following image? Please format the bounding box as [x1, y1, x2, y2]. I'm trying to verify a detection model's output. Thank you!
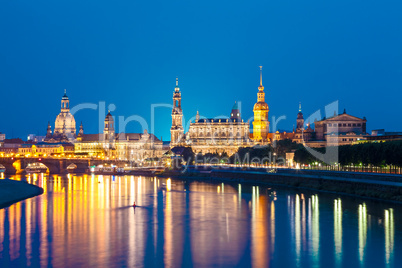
[51, 90, 77, 142]
[253, 102, 269, 111]
[55, 112, 76, 134]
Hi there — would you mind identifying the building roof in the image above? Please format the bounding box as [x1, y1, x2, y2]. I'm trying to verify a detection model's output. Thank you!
[79, 132, 161, 142]
[318, 113, 366, 123]
[3, 138, 24, 144]
[196, 118, 245, 124]
[80, 134, 102, 142]
[21, 142, 74, 148]
[117, 133, 161, 142]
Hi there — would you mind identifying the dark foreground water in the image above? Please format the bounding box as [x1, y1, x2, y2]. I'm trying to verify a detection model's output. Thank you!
[0, 174, 401, 267]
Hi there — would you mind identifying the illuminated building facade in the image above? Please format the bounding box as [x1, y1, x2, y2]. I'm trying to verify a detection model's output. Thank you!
[74, 112, 164, 161]
[45, 90, 76, 143]
[0, 138, 25, 154]
[114, 131, 164, 161]
[170, 78, 184, 147]
[252, 67, 269, 142]
[18, 142, 74, 156]
[306, 110, 367, 147]
[185, 103, 250, 156]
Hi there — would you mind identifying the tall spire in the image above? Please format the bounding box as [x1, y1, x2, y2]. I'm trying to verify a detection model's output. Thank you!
[79, 122, 84, 135]
[62, 89, 68, 100]
[299, 102, 302, 112]
[175, 77, 180, 92]
[259, 66, 263, 86]
[46, 121, 52, 137]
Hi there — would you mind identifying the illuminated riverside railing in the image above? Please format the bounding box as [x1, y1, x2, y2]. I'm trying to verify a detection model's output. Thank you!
[194, 162, 402, 175]
[299, 163, 402, 175]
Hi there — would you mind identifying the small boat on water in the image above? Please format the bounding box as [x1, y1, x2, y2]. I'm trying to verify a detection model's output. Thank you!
[126, 167, 165, 175]
[0, 164, 5, 173]
[25, 163, 48, 174]
[90, 165, 125, 175]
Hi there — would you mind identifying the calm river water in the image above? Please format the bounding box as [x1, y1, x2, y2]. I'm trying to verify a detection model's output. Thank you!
[0, 174, 401, 267]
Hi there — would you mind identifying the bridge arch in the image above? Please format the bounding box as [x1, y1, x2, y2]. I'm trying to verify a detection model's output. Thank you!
[25, 162, 51, 173]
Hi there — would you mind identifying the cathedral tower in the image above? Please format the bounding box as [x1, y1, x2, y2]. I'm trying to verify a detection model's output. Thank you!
[79, 122, 84, 135]
[170, 78, 184, 146]
[54, 89, 76, 141]
[46, 122, 52, 138]
[104, 111, 115, 142]
[252, 66, 269, 141]
[296, 102, 304, 130]
[230, 101, 241, 122]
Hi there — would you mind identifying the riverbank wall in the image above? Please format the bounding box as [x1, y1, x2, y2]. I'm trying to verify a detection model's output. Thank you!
[0, 179, 44, 209]
[160, 167, 402, 202]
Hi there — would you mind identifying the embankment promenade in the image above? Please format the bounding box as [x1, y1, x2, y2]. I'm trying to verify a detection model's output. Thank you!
[0, 179, 44, 209]
[161, 166, 402, 202]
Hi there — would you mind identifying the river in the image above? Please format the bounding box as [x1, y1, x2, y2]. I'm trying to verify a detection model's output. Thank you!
[0, 174, 401, 267]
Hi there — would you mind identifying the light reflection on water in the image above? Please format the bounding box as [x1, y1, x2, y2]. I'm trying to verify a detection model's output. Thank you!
[0, 174, 401, 267]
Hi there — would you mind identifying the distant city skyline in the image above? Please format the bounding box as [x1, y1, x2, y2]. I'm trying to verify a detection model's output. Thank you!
[1, 0, 402, 140]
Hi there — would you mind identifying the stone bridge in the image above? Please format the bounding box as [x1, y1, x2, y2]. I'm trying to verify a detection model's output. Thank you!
[0, 157, 128, 175]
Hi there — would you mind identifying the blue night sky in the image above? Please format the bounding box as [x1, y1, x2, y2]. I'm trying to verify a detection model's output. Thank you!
[1, 0, 401, 140]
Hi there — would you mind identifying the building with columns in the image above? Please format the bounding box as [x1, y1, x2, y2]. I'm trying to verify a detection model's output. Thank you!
[169, 78, 251, 156]
[185, 103, 251, 156]
[305, 110, 367, 147]
[167, 68, 370, 154]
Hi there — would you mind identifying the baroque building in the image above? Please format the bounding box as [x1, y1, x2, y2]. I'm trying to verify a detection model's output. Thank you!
[252, 66, 269, 142]
[306, 110, 367, 147]
[170, 78, 184, 147]
[185, 103, 250, 156]
[169, 78, 251, 156]
[45, 90, 76, 143]
[74, 111, 164, 161]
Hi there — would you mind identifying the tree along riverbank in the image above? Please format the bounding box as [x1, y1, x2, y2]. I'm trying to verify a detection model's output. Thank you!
[160, 167, 402, 202]
[0, 179, 44, 209]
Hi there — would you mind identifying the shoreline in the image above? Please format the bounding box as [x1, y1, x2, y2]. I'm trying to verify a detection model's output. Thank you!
[0, 179, 44, 209]
[158, 167, 402, 202]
